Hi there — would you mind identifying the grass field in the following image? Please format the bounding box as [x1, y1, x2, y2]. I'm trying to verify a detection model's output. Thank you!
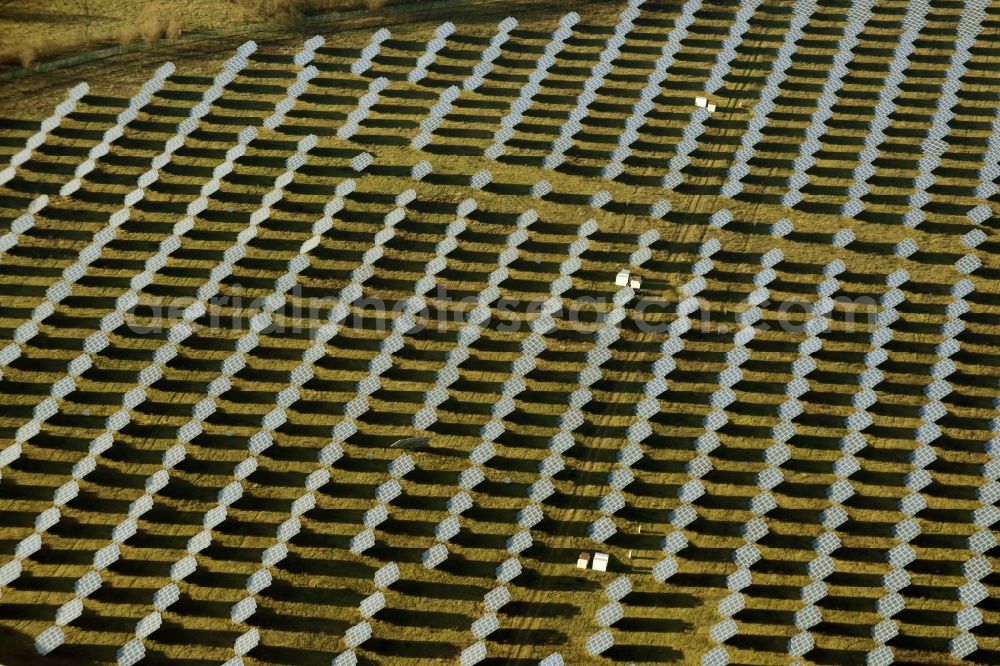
[0, 0, 998, 665]
[0, 0, 430, 69]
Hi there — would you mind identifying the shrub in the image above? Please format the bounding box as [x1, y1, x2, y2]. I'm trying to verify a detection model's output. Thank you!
[118, 3, 184, 45]
[166, 19, 183, 40]
[17, 44, 37, 68]
[119, 24, 140, 47]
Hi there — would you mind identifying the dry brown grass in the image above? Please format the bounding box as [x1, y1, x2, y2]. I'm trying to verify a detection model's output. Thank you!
[15, 44, 38, 68]
[0, 0, 408, 70]
[0, 36, 80, 69]
[117, 3, 184, 46]
[230, 0, 374, 21]
[0, 1, 190, 66]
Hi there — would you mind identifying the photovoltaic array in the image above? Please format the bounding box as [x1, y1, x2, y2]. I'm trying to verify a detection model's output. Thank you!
[0, 1, 998, 664]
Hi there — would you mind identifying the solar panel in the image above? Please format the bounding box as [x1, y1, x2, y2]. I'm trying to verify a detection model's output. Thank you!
[590, 190, 612, 209]
[771, 219, 793, 237]
[905, 469, 931, 492]
[559, 255, 582, 276]
[260, 544, 289, 570]
[372, 478, 401, 504]
[633, 395, 658, 420]
[404, 161, 432, 183]
[795, 580, 826, 613]
[436, 516, 461, 543]
[470, 170, 492, 190]
[552, 421, 578, 447]
[134, 612, 161, 640]
[749, 491, 778, 516]
[418, 543, 447, 569]
[920, 400, 947, 424]
[958, 580, 988, 606]
[648, 553, 678, 582]
[350, 529, 375, 555]
[950, 632, 978, 660]
[595, 601, 624, 627]
[734, 540, 764, 569]
[344, 621, 372, 648]
[112, 517, 139, 544]
[460, 641, 487, 666]
[456, 466, 485, 490]
[893, 518, 921, 543]
[598, 491, 625, 516]
[719, 565, 754, 598]
[359, 591, 385, 618]
[882, 544, 917, 580]
[969, 529, 996, 553]
[35, 627, 65, 656]
[703, 410, 728, 431]
[213, 481, 242, 508]
[686, 455, 713, 479]
[526, 476, 556, 504]
[468, 587, 505, 622]
[827, 479, 855, 504]
[945, 299, 969, 319]
[973, 504, 999, 527]
[55, 598, 83, 627]
[220, 351, 249, 377]
[344, 394, 371, 418]
[791, 356, 817, 377]
[955, 253, 982, 275]
[742, 518, 769, 543]
[438, 492, 473, 519]
[363, 504, 388, 529]
[245, 567, 272, 595]
[465, 440, 494, 467]
[225, 628, 259, 660]
[586, 629, 614, 656]
[29, 505, 60, 535]
[52, 481, 80, 507]
[332, 651, 357, 666]
[72, 454, 97, 480]
[539, 455, 565, 478]
[938, 317, 965, 340]
[508, 505, 544, 535]
[589, 516, 617, 543]
[495, 557, 521, 582]
[795, 604, 822, 631]
[705, 209, 733, 229]
[604, 466, 635, 494]
[915, 422, 942, 444]
[875, 593, 905, 621]
[479, 419, 505, 443]
[967, 201, 993, 225]
[70, 564, 103, 598]
[362, 563, 397, 592]
[471, 613, 500, 640]
[718, 366, 743, 388]
[170, 555, 197, 582]
[841, 199, 864, 218]
[717, 592, 746, 618]
[346, 153, 374, 174]
[626, 420, 652, 445]
[710, 618, 738, 645]
[388, 454, 415, 479]
[148, 584, 180, 615]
